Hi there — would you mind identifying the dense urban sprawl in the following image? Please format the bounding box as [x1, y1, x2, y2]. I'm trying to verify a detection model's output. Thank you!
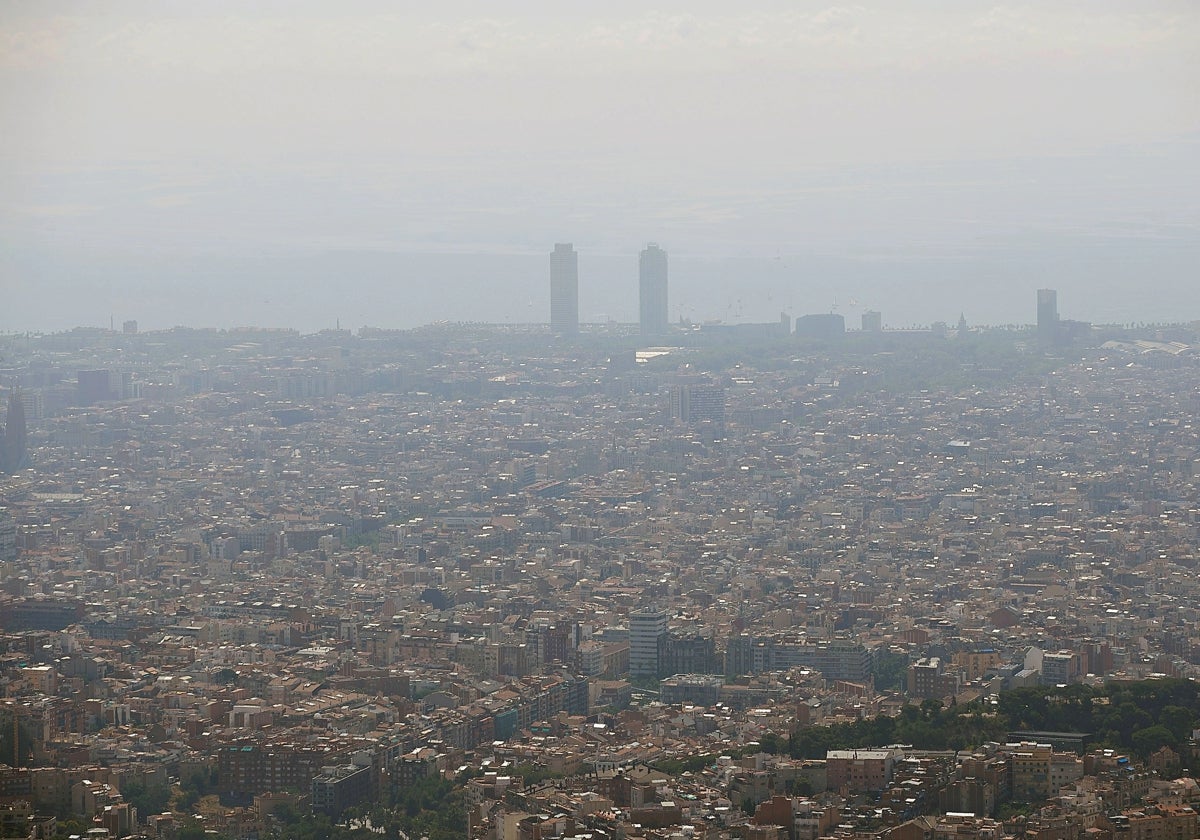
[1, 316, 1200, 839]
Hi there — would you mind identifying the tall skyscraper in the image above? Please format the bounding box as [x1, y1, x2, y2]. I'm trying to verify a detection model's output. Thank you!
[549, 243, 579, 336]
[1, 391, 27, 475]
[0, 507, 15, 564]
[1037, 289, 1058, 338]
[629, 606, 668, 678]
[638, 243, 668, 337]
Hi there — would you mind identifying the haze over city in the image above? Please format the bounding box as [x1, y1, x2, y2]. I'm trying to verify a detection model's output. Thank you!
[11, 5, 1200, 839]
[2, 1, 1198, 332]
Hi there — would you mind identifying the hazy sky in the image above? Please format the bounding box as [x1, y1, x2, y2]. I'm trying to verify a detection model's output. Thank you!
[1, 1, 1198, 331]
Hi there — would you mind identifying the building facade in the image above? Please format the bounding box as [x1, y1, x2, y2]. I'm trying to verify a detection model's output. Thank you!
[628, 607, 668, 678]
[1037, 288, 1058, 338]
[826, 748, 902, 794]
[638, 244, 668, 337]
[670, 384, 726, 427]
[550, 243, 579, 336]
[2, 391, 27, 475]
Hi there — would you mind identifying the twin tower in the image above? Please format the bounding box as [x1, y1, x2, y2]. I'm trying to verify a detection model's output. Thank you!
[550, 243, 669, 337]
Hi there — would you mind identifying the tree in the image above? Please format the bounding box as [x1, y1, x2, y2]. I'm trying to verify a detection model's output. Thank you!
[792, 777, 813, 797]
[1161, 705, 1194, 742]
[873, 650, 910, 692]
[54, 819, 86, 839]
[122, 779, 171, 817]
[759, 732, 783, 754]
[178, 786, 200, 811]
[1105, 702, 1153, 744]
[510, 763, 563, 785]
[1131, 725, 1174, 758]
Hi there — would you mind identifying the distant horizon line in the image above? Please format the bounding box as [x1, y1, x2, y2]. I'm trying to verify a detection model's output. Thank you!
[4, 318, 1197, 340]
